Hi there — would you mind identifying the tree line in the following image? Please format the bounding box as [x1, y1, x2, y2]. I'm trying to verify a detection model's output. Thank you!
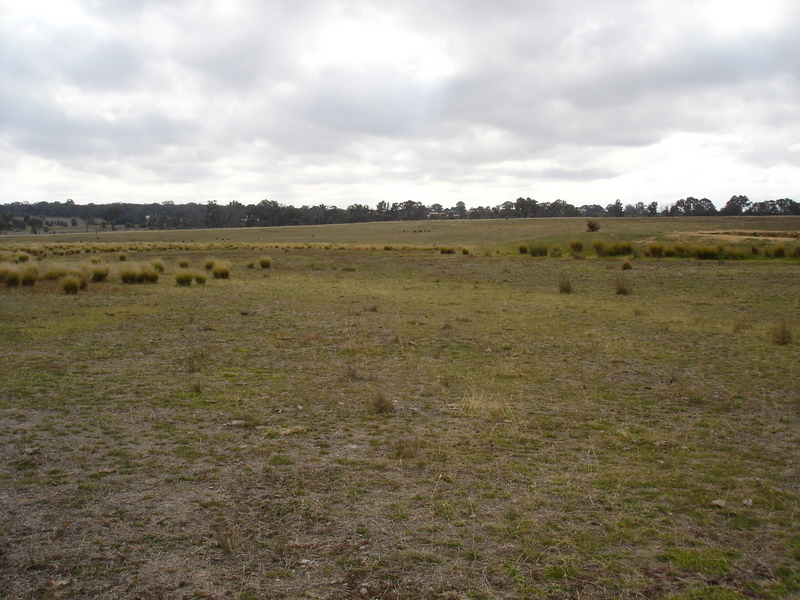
[1, 195, 797, 233]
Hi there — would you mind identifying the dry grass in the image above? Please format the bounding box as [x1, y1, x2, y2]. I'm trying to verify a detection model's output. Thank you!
[0, 223, 798, 600]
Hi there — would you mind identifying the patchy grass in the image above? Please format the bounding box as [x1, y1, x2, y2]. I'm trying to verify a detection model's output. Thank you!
[0, 221, 798, 600]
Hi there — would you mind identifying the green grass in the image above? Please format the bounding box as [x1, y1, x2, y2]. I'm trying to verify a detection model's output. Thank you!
[0, 216, 798, 599]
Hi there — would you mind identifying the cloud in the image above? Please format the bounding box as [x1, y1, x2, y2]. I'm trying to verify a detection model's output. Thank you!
[1, 0, 799, 206]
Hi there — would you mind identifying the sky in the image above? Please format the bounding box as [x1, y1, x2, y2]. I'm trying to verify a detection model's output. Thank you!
[2, 0, 799, 209]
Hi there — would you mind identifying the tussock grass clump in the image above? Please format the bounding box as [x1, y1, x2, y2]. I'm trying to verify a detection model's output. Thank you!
[204, 258, 216, 270]
[178, 259, 190, 268]
[558, 274, 572, 294]
[621, 259, 633, 270]
[439, 246, 456, 254]
[771, 318, 792, 345]
[549, 245, 562, 258]
[175, 271, 194, 286]
[644, 242, 664, 258]
[568, 239, 583, 253]
[151, 259, 166, 273]
[15, 253, 31, 263]
[118, 253, 127, 261]
[790, 244, 800, 258]
[772, 244, 786, 258]
[89, 264, 109, 282]
[2, 265, 21, 287]
[369, 392, 395, 414]
[212, 261, 231, 279]
[19, 265, 38, 286]
[528, 243, 548, 257]
[593, 239, 634, 257]
[615, 274, 632, 295]
[119, 263, 159, 284]
[194, 271, 207, 285]
[61, 275, 81, 294]
[259, 256, 272, 268]
[461, 247, 470, 255]
[518, 244, 529, 254]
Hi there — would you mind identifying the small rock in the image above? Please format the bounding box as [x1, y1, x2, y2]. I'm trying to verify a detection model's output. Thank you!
[360, 588, 368, 596]
[742, 498, 753, 507]
[224, 420, 248, 428]
[23, 447, 40, 455]
[711, 499, 726, 508]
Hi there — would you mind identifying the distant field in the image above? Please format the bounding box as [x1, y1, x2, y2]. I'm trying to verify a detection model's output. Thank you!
[1, 217, 799, 599]
[6, 214, 800, 252]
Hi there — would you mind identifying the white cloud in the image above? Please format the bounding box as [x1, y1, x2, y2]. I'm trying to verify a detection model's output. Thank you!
[1, 0, 798, 207]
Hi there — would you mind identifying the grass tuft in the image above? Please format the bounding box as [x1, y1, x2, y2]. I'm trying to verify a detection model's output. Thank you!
[212, 262, 231, 279]
[621, 259, 633, 270]
[259, 256, 272, 268]
[369, 392, 395, 414]
[615, 274, 632, 295]
[771, 318, 792, 345]
[558, 274, 572, 294]
[62, 275, 81, 294]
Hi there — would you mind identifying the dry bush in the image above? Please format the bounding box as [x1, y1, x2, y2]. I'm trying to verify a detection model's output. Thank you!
[586, 219, 601, 232]
[621, 259, 633, 270]
[259, 256, 272, 268]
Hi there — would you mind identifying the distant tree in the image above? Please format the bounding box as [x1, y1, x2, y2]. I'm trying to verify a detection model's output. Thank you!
[580, 204, 606, 217]
[606, 200, 624, 217]
[102, 205, 123, 230]
[646, 201, 659, 216]
[720, 195, 750, 216]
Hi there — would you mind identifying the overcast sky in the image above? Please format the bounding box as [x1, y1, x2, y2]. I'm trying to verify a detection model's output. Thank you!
[2, 0, 799, 209]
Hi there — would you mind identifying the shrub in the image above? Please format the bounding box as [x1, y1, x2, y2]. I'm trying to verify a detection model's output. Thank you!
[549, 245, 562, 258]
[772, 318, 792, 345]
[558, 274, 572, 294]
[62, 276, 80, 294]
[615, 275, 631, 295]
[586, 219, 601, 232]
[528, 243, 548, 257]
[175, 271, 194, 286]
[259, 256, 272, 268]
[212, 262, 231, 279]
[568, 239, 583, 253]
[621, 259, 633, 270]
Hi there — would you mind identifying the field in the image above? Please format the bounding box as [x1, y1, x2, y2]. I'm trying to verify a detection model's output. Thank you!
[1, 216, 799, 599]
